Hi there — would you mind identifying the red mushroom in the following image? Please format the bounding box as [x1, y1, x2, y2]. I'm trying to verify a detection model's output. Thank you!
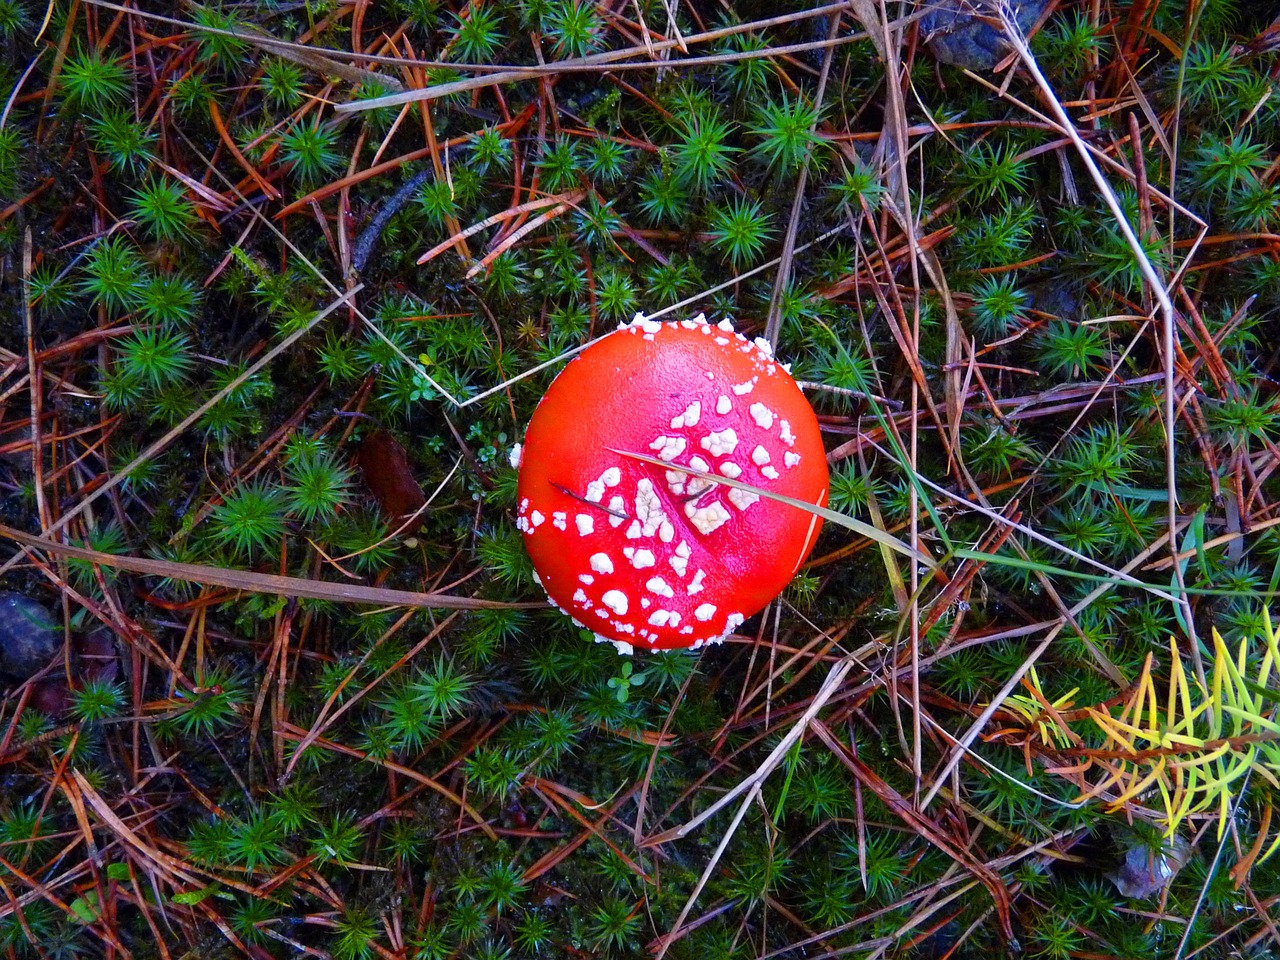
[513, 315, 829, 652]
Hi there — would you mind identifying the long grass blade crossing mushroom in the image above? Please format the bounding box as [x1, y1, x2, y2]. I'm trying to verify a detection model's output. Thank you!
[513, 315, 830, 652]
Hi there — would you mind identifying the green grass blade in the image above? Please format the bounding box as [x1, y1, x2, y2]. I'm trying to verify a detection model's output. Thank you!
[609, 448, 939, 571]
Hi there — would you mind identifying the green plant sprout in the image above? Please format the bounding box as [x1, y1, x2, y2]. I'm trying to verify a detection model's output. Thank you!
[60, 47, 131, 110]
[606, 661, 646, 703]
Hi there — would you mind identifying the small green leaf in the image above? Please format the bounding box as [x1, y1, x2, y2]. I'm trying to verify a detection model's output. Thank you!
[171, 885, 223, 905]
[1191, 509, 1210, 582]
[106, 862, 131, 881]
[1239, 676, 1280, 706]
[1080, 479, 1170, 501]
[69, 891, 101, 923]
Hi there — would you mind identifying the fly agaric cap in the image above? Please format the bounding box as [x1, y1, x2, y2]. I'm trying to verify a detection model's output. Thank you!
[513, 315, 829, 652]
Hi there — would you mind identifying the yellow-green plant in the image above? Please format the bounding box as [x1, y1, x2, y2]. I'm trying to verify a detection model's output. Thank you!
[1088, 620, 1280, 844]
[1006, 613, 1280, 862]
[1001, 667, 1080, 752]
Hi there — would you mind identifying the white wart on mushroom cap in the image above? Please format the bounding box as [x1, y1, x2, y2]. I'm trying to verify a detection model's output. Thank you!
[515, 314, 829, 651]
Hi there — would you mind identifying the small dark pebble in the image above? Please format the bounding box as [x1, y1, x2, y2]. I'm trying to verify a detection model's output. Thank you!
[0, 592, 61, 680]
[920, 0, 1050, 70]
[1108, 834, 1191, 899]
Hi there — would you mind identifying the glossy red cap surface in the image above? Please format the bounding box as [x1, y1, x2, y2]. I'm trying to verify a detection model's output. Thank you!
[515, 316, 829, 651]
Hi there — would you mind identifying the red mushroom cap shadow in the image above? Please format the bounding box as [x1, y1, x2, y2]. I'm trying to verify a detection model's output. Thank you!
[515, 316, 829, 652]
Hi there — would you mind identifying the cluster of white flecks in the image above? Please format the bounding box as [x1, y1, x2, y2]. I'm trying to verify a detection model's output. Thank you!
[517, 314, 797, 653]
[646, 316, 802, 541]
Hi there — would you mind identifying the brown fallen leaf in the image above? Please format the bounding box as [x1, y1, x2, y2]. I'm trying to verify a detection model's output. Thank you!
[355, 430, 427, 532]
